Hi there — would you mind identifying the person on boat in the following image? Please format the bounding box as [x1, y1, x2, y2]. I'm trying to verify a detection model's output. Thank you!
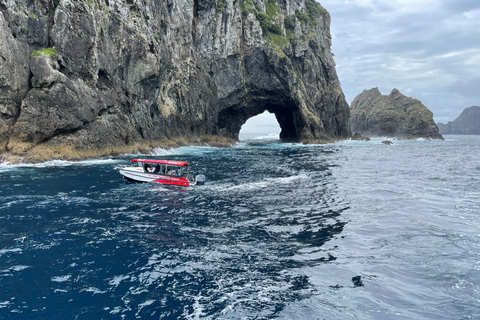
[143, 163, 155, 173]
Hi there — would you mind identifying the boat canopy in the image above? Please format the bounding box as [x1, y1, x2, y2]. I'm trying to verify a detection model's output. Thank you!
[131, 159, 189, 167]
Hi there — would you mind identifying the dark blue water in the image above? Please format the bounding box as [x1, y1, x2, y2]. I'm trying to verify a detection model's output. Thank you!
[1, 135, 479, 319]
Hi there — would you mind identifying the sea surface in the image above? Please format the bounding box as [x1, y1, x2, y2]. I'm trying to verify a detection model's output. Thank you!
[0, 135, 479, 319]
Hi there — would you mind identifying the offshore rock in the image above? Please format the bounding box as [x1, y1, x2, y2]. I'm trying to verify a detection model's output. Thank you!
[0, 0, 350, 163]
[350, 88, 443, 140]
[351, 132, 370, 141]
[437, 106, 480, 135]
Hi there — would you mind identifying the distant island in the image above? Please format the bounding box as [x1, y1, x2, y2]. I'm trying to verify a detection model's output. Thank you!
[437, 106, 480, 134]
[350, 88, 443, 140]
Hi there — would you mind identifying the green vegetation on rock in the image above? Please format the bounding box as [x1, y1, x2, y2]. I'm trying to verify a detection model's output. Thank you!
[240, 0, 254, 17]
[255, 10, 282, 36]
[306, 0, 327, 23]
[30, 48, 58, 58]
[217, 0, 226, 12]
[294, 0, 327, 26]
[265, 0, 280, 18]
[239, 0, 329, 53]
[284, 16, 294, 30]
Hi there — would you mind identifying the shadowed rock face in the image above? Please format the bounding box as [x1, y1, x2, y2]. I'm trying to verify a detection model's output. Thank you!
[350, 88, 443, 140]
[437, 106, 480, 135]
[0, 0, 350, 162]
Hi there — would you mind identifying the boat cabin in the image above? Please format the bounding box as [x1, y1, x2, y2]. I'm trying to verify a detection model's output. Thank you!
[131, 159, 189, 177]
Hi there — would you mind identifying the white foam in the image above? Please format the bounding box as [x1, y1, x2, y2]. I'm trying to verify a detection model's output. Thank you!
[108, 275, 130, 286]
[337, 136, 439, 147]
[109, 306, 123, 314]
[51, 275, 71, 282]
[151, 147, 178, 156]
[9, 265, 31, 272]
[81, 287, 107, 294]
[136, 300, 156, 317]
[208, 173, 309, 192]
[133, 224, 157, 229]
[255, 133, 279, 140]
[152, 145, 219, 156]
[185, 295, 205, 320]
[0, 248, 22, 256]
[1, 158, 121, 169]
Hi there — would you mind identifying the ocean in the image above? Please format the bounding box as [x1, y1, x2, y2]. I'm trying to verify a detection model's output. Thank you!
[0, 135, 479, 319]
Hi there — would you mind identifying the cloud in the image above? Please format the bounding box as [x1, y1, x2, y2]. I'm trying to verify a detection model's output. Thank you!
[321, 0, 480, 122]
[448, 77, 480, 99]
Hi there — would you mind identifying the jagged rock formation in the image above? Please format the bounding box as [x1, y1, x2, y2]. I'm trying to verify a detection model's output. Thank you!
[0, 0, 350, 163]
[437, 106, 480, 134]
[350, 88, 443, 139]
[351, 132, 370, 141]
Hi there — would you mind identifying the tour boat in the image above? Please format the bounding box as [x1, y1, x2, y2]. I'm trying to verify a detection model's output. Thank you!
[116, 159, 205, 186]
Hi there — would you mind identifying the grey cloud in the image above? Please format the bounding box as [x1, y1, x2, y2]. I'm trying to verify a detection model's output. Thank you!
[448, 78, 480, 98]
[322, 0, 480, 122]
[441, 0, 480, 13]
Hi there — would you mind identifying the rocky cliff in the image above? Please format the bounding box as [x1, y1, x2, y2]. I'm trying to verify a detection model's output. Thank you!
[0, 0, 350, 163]
[350, 88, 443, 139]
[437, 106, 480, 134]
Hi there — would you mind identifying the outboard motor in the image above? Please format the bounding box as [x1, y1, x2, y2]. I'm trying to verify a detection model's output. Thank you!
[195, 174, 206, 185]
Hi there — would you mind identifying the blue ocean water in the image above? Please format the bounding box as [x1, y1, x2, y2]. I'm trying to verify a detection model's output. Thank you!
[0, 135, 479, 319]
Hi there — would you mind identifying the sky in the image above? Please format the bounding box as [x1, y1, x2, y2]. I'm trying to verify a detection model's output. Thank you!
[241, 0, 480, 136]
[321, 0, 480, 123]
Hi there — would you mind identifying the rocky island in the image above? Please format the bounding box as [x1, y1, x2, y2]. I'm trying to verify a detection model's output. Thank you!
[437, 106, 480, 135]
[0, 0, 350, 163]
[350, 88, 443, 140]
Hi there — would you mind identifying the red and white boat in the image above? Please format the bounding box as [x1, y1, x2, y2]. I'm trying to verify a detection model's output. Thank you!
[116, 159, 205, 186]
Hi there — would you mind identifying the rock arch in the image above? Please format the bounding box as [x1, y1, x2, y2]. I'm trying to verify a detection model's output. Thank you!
[211, 48, 350, 143]
[0, 0, 352, 163]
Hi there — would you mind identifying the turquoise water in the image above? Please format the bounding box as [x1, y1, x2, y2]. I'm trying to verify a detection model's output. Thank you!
[0, 135, 479, 319]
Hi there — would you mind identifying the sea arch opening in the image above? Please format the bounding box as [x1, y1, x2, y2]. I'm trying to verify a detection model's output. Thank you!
[217, 99, 302, 141]
[239, 111, 281, 140]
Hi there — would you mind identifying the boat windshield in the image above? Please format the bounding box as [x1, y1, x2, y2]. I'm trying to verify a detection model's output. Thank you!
[134, 161, 187, 176]
[165, 165, 186, 176]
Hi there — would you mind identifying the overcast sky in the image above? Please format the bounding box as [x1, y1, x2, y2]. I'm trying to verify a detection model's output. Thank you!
[241, 0, 480, 136]
[321, 0, 480, 123]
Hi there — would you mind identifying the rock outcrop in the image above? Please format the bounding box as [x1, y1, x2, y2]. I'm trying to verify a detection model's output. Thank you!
[350, 88, 443, 139]
[437, 106, 480, 134]
[351, 132, 370, 141]
[0, 0, 350, 163]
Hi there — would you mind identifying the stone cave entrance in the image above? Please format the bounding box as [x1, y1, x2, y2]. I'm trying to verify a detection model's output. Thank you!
[217, 100, 301, 141]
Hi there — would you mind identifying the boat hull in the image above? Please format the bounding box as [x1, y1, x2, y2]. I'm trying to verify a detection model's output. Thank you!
[118, 168, 191, 186]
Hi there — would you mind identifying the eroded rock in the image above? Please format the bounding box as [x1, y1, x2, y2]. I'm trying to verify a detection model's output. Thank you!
[350, 88, 443, 140]
[0, 0, 350, 162]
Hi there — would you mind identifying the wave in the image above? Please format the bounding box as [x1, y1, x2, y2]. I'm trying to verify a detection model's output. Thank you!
[151, 145, 220, 157]
[239, 132, 280, 141]
[205, 173, 310, 193]
[0, 158, 121, 171]
[251, 133, 280, 140]
[0, 248, 22, 256]
[335, 136, 445, 146]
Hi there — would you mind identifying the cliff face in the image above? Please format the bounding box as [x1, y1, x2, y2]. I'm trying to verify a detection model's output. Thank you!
[350, 88, 443, 139]
[0, 0, 350, 163]
[437, 106, 480, 134]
